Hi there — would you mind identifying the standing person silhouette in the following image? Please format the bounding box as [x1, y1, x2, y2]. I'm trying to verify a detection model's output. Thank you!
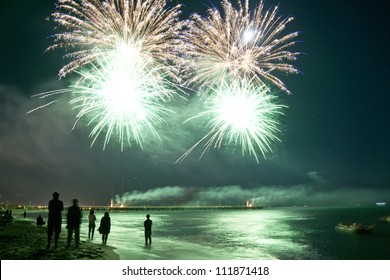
[144, 214, 152, 246]
[88, 209, 96, 240]
[99, 212, 111, 244]
[66, 198, 82, 248]
[47, 191, 64, 249]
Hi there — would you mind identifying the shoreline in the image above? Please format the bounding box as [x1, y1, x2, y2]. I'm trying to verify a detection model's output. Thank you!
[0, 219, 119, 260]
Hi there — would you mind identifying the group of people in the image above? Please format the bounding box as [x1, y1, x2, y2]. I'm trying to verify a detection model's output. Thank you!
[45, 191, 152, 249]
[46, 192, 111, 248]
[87, 209, 111, 244]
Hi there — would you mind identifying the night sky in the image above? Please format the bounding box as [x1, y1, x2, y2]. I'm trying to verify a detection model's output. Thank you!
[1, 0, 389, 207]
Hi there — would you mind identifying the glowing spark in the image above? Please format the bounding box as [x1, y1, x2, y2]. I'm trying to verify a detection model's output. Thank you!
[182, 0, 300, 94]
[243, 28, 256, 43]
[177, 78, 286, 163]
[48, 0, 183, 81]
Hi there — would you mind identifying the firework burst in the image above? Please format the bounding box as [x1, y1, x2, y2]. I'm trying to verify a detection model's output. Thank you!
[182, 0, 300, 94]
[32, 0, 186, 149]
[176, 78, 286, 163]
[48, 0, 183, 80]
[29, 0, 300, 159]
[69, 46, 177, 150]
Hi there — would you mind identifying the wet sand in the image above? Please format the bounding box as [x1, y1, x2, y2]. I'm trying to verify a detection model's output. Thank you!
[0, 219, 119, 260]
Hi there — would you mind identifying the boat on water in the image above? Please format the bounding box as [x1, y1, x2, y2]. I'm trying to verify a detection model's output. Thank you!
[379, 215, 390, 223]
[335, 222, 376, 234]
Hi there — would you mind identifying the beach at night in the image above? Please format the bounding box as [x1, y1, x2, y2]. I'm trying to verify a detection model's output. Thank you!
[1, 1, 390, 278]
[2, 207, 390, 260]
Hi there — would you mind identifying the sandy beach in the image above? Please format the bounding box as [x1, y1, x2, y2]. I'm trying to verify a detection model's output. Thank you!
[0, 219, 119, 260]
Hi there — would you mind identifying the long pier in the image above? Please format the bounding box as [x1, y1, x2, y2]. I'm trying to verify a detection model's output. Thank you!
[80, 205, 263, 211]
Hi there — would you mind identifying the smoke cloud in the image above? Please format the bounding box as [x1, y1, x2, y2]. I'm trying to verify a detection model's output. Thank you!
[114, 186, 187, 206]
[112, 172, 390, 207]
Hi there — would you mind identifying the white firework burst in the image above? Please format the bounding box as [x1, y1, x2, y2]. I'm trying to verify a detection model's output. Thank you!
[48, 0, 183, 81]
[177, 78, 286, 163]
[182, 0, 300, 94]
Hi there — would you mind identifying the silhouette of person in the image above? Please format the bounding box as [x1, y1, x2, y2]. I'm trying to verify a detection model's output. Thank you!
[88, 209, 97, 240]
[4, 209, 13, 223]
[66, 198, 82, 248]
[47, 191, 64, 249]
[144, 214, 152, 246]
[23, 211, 27, 219]
[99, 212, 111, 244]
[36, 215, 46, 227]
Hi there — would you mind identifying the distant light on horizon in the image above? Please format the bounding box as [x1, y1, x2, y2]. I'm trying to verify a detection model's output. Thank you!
[376, 202, 386, 206]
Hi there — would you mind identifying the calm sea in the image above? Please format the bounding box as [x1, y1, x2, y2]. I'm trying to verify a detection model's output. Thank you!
[20, 206, 390, 260]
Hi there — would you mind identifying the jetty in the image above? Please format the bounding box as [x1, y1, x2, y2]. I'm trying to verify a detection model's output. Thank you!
[80, 205, 263, 211]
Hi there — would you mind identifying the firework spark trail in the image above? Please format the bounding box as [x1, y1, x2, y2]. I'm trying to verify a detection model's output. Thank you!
[176, 78, 286, 163]
[26, 89, 70, 114]
[182, 0, 300, 95]
[48, 0, 184, 80]
[26, 100, 58, 114]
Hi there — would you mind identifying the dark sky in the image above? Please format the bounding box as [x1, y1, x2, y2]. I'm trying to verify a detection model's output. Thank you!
[1, 0, 390, 207]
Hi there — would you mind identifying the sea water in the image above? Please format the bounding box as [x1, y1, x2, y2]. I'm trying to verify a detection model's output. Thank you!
[20, 207, 390, 260]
